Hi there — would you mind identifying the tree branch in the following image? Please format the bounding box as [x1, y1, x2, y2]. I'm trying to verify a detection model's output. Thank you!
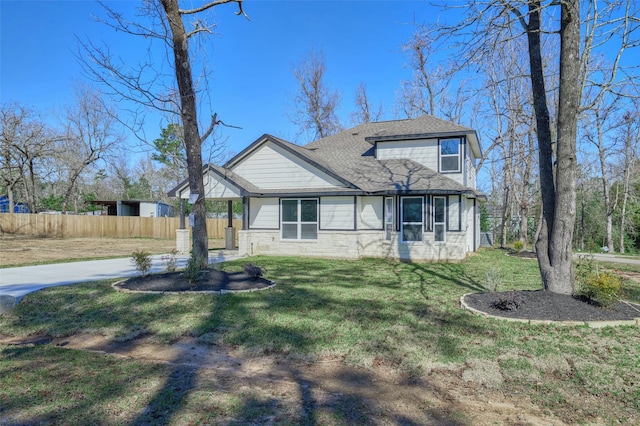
[180, 0, 250, 21]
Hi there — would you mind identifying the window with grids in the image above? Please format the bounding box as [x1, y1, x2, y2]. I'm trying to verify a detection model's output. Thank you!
[440, 138, 461, 172]
[281, 199, 318, 240]
[401, 197, 423, 242]
[433, 196, 446, 242]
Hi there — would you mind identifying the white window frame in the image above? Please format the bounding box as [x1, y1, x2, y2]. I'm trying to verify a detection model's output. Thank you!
[384, 197, 394, 240]
[439, 138, 461, 173]
[401, 196, 424, 242]
[433, 196, 446, 243]
[281, 198, 318, 240]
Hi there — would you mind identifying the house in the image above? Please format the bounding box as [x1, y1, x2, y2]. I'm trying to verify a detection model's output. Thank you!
[90, 200, 175, 217]
[169, 115, 485, 261]
[0, 194, 30, 213]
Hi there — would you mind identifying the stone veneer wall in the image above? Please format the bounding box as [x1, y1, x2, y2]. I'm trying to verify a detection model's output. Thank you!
[238, 229, 469, 261]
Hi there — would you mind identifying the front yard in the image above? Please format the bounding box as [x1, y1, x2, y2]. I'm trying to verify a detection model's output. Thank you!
[1, 249, 639, 425]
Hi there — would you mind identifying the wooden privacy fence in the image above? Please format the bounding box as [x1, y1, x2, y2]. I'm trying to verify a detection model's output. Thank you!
[0, 213, 241, 240]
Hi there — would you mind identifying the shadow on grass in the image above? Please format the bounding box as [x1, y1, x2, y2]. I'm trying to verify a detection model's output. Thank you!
[1, 255, 492, 424]
[0, 344, 167, 425]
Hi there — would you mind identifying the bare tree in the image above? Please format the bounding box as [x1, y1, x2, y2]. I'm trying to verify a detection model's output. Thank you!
[58, 85, 125, 214]
[351, 82, 383, 125]
[617, 99, 640, 253]
[477, 31, 539, 249]
[581, 92, 623, 253]
[79, 0, 249, 268]
[437, 0, 639, 294]
[396, 26, 471, 122]
[0, 104, 53, 213]
[290, 49, 342, 141]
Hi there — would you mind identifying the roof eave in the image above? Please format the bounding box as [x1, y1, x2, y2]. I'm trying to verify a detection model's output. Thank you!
[167, 164, 252, 198]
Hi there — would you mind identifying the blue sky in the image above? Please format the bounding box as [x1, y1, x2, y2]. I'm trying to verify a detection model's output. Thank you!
[1, 0, 451, 159]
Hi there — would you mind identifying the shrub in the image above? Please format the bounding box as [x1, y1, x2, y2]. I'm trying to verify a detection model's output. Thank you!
[183, 254, 204, 284]
[513, 240, 524, 251]
[577, 272, 623, 308]
[243, 263, 266, 279]
[492, 291, 525, 311]
[161, 249, 179, 273]
[575, 254, 598, 284]
[485, 268, 501, 292]
[130, 250, 152, 277]
[575, 254, 623, 308]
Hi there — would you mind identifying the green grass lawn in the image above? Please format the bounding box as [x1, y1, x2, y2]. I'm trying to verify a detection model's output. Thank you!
[1, 249, 639, 425]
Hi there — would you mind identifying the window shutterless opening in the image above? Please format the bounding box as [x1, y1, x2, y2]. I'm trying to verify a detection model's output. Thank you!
[433, 196, 446, 242]
[401, 196, 423, 242]
[281, 199, 318, 240]
[439, 138, 461, 173]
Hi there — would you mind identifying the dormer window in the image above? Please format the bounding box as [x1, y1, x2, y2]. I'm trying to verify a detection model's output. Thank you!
[439, 138, 461, 173]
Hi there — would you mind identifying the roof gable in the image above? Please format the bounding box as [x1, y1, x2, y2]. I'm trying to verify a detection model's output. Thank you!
[225, 134, 356, 190]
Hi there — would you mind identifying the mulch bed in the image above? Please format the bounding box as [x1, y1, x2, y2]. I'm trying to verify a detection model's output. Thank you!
[506, 250, 537, 259]
[464, 290, 640, 322]
[116, 268, 275, 292]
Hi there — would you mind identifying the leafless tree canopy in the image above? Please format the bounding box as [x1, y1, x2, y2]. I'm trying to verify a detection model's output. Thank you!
[396, 28, 455, 119]
[351, 82, 383, 125]
[0, 104, 52, 212]
[289, 49, 343, 141]
[59, 84, 125, 214]
[78, 0, 249, 267]
[428, 0, 639, 294]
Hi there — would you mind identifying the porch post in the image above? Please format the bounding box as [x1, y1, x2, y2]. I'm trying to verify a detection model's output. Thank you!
[176, 197, 190, 254]
[242, 196, 248, 230]
[224, 199, 235, 250]
[179, 198, 186, 229]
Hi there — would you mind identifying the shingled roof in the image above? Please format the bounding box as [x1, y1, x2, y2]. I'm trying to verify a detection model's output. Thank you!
[169, 115, 485, 199]
[298, 115, 483, 196]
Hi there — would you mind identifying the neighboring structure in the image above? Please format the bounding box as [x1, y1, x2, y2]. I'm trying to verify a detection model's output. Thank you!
[91, 200, 175, 217]
[0, 194, 30, 213]
[169, 115, 485, 261]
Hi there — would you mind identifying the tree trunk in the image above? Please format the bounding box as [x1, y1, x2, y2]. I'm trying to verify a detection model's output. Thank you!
[533, 204, 543, 253]
[618, 114, 637, 254]
[62, 170, 81, 215]
[619, 187, 628, 254]
[580, 183, 585, 251]
[6, 186, 15, 213]
[500, 186, 510, 247]
[161, 0, 208, 268]
[528, 0, 580, 295]
[519, 205, 528, 251]
[595, 110, 615, 252]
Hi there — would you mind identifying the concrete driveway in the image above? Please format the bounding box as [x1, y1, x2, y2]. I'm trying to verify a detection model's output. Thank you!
[0, 251, 242, 307]
[575, 252, 640, 266]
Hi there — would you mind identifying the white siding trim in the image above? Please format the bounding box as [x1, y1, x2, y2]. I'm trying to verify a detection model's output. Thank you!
[358, 196, 383, 230]
[231, 141, 345, 190]
[249, 198, 279, 229]
[375, 138, 438, 170]
[320, 196, 355, 230]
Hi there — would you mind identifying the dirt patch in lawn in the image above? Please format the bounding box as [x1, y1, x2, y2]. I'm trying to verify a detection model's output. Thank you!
[0, 235, 224, 267]
[0, 333, 565, 425]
